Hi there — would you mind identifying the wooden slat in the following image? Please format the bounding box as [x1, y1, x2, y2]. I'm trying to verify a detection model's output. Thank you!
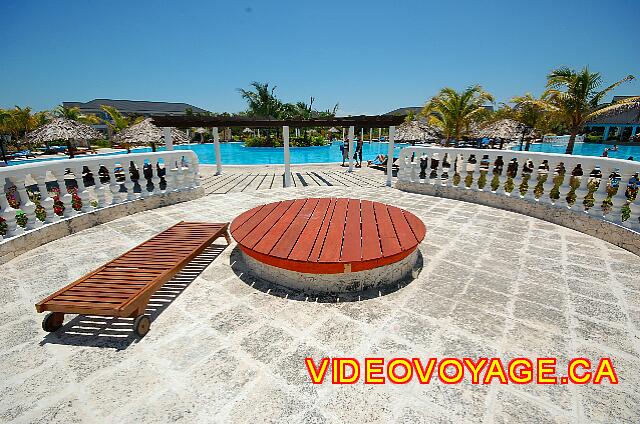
[403, 211, 426, 242]
[373, 202, 401, 256]
[387, 206, 418, 250]
[288, 198, 332, 261]
[361, 200, 382, 261]
[239, 200, 297, 250]
[318, 198, 348, 262]
[307, 198, 337, 262]
[253, 199, 307, 255]
[340, 199, 362, 262]
[232, 202, 280, 242]
[271, 198, 319, 259]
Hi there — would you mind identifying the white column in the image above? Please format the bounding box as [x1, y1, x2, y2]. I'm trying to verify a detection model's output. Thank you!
[360, 128, 364, 142]
[213, 127, 222, 175]
[164, 127, 174, 151]
[348, 126, 355, 172]
[283, 126, 291, 187]
[602, 126, 610, 141]
[386, 126, 396, 187]
[379, 128, 382, 141]
[369, 128, 373, 143]
[342, 127, 345, 139]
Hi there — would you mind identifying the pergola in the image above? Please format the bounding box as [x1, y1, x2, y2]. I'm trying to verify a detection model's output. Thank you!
[151, 115, 406, 187]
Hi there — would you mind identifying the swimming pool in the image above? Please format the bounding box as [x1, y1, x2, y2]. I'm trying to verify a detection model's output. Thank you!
[6, 141, 407, 166]
[512, 142, 640, 161]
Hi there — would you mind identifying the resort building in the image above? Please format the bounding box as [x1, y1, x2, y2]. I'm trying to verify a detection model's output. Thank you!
[585, 95, 640, 141]
[62, 99, 209, 135]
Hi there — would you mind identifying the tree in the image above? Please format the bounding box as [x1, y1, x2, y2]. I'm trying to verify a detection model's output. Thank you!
[237, 82, 284, 144]
[541, 66, 634, 154]
[54, 105, 101, 125]
[422, 85, 494, 145]
[100, 105, 144, 151]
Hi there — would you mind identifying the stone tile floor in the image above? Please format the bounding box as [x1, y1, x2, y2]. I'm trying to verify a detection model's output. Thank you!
[1, 185, 639, 423]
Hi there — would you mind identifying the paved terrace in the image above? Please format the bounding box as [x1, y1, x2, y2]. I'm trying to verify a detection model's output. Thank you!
[1, 166, 639, 423]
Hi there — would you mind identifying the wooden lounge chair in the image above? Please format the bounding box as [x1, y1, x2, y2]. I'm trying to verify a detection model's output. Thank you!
[35, 221, 231, 336]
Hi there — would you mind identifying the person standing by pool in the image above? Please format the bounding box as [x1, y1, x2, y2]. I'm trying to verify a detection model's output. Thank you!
[341, 137, 348, 166]
[355, 136, 364, 167]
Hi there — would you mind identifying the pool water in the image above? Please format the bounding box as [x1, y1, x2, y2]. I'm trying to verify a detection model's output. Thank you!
[512, 142, 640, 161]
[6, 141, 407, 166]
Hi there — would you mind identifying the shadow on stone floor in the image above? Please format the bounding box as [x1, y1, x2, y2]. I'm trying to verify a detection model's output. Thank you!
[39, 243, 228, 350]
[229, 246, 423, 303]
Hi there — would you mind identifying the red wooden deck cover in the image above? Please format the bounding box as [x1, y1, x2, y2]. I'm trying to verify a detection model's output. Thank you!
[231, 198, 426, 274]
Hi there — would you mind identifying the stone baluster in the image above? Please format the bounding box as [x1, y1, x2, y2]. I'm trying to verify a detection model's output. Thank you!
[476, 155, 490, 192]
[567, 164, 586, 214]
[408, 154, 417, 183]
[493, 155, 508, 196]
[0, 182, 21, 237]
[188, 154, 200, 188]
[151, 160, 162, 194]
[108, 162, 123, 205]
[540, 160, 558, 205]
[122, 161, 136, 201]
[10, 174, 38, 229]
[71, 165, 92, 212]
[164, 156, 178, 191]
[135, 159, 149, 198]
[176, 155, 187, 190]
[92, 164, 107, 208]
[523, 159, 540, 202]
[435, 153, 446, 186]
[32, 171, 57, 223]
[55, 168, 77, 217]
[554, 161, 572, 209]
[592, 165, 616, 219]
[510, 158, 524, 198]
[609, 165, 635, 224]
[456, 154, 467, 189]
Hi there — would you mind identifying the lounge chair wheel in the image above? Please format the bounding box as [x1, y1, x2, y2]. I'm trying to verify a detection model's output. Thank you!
[42, 312, 64, 332]
[133, 315, 151, 337]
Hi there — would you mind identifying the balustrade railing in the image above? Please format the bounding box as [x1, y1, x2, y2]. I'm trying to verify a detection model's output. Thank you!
[0, 151, 200, 241]
[397, 146, 640, 232]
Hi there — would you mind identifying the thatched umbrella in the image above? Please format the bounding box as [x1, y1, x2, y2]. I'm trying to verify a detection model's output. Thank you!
[328, 127, 340, 133]
[472, 119, 530, 140]
[394, 120, 442, 143]
[114, 118, 188, 151]
[27, 118, 102, 158]
[242, 127, 254, 134]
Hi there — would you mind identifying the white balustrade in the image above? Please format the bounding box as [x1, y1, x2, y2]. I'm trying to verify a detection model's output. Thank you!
[0, 151, 200, 241]
[397, 146, 640, 232]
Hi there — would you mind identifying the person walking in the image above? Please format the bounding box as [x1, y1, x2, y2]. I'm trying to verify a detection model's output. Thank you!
[341, 137, 348, 166]
[355, 136, 364, 167]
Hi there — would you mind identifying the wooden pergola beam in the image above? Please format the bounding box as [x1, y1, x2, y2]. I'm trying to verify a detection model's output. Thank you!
[150, 115, 406, 128]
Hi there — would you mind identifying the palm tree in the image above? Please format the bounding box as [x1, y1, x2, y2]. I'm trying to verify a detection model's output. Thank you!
[54, 105, 101, 125]
[238, 82, 284, 144]
[422, 85, 494, 146]
[541, 66, 634, 154]
[100, 105, 144, 151]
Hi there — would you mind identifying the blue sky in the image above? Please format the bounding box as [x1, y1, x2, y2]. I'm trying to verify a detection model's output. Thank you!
[1, 0, 638, 115]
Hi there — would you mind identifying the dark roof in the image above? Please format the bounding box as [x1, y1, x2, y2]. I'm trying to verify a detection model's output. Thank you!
[612, 95, 639, 103]
[385, 107, 422, 116]
[151, 115, 407, 128]
[62, 99, 209, 115]
[587, 106, 640, 125]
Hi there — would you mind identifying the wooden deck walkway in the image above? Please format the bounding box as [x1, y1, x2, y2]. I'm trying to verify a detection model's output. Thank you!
[201, 170, 385, 195]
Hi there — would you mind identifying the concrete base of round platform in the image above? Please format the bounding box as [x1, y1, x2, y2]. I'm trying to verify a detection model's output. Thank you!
[239, 249, 421, 295]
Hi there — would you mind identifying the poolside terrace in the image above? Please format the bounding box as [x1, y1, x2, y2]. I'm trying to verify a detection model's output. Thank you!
[1, 166, 639, 423]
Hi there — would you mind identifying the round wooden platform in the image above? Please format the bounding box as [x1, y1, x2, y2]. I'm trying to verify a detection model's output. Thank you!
[230, 198, 426, 275]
